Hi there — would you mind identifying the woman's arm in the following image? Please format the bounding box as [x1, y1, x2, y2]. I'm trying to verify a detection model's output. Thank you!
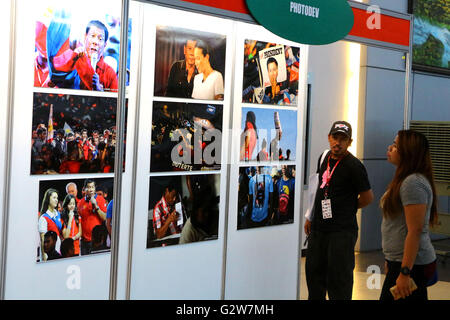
[62, 214, 74, 239]
[40, 232, 47, 262]
[74, 220, 82, 241]
[395, 203, 426, 299]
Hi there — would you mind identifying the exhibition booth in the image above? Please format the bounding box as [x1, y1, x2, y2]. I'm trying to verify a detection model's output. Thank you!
[0, 0, 415, 300]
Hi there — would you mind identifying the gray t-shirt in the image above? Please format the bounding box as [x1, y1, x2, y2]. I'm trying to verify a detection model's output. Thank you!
[381, 173, 436, 265]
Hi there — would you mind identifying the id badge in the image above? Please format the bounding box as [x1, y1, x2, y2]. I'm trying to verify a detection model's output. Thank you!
[321, 199, 332, 219]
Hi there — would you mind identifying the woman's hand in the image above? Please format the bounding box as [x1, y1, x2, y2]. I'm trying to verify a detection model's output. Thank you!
[394, 274, 412, 299]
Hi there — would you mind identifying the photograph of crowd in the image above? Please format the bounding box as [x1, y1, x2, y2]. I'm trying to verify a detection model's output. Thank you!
[154, 25, 226, 100]
[151, 102, 223, 172]
[147, 174, 220, 248]
[34, 4, 132, 91]
[240, 107, 297, 162]
[242, 39, 300, 105]
[37, 177, 114, 262]
[238, 165, 296, 230]
[31, 92, 127, 175]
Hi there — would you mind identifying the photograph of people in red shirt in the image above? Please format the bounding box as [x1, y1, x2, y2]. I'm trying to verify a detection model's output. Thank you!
[37, 178, 113, 262]
[31, 92, 126, 175]
[34, 6, 131, 91]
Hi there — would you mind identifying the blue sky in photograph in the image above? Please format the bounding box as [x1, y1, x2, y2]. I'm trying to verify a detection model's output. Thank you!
[241, 107, 298, 160]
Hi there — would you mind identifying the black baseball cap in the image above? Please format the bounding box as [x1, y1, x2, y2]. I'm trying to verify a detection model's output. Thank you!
[329, 121, 352, 139]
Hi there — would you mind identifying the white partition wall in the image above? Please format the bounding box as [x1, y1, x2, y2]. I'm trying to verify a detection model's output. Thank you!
[3, 0, 140, 299]
[224, 22, 308, 300]
[128, 3, 234, 299]
[0, 0, 13, 294]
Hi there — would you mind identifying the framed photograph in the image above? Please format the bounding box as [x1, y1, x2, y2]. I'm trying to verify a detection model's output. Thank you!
[240, 107, 297, 162]
[37, 177, 113, 262]
[238, 165, 296, 230]
[154, 25, 226, 100]
[151, 101, 223, 172]
[147, 174, 220, 248]
[30, 92, 127, 175]
[409, 0, 450, 75]
[34, 4, 132, 91]
[243, 40, 300, 105]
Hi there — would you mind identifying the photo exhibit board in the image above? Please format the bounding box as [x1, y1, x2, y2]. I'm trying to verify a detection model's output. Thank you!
[225, 21, 308, 299]
[409, 0, 450, 75]
[3, 0, 141, 299]
[128, 3, 234, 299]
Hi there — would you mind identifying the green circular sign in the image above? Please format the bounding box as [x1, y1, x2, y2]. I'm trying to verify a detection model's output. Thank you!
[246, 0, 354, 45]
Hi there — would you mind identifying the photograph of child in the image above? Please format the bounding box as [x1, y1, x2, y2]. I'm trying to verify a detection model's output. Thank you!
[238, 165, 295, 230]
[151, 102, 223, 172]
[34, 4, 132, 91]
[31, 92, 126, 175]
[147, 174, 220, 248]
[240, 107, 297, 162]
[37, 177, 113, 262]
[154, 25, 226, 100]
[243, 40, 300, 105]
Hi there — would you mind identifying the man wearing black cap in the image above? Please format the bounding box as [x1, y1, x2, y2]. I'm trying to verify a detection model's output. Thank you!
[305, 120, 374, 300]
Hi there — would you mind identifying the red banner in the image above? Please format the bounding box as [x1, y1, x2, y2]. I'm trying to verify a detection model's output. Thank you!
[181, 0, 410, 47]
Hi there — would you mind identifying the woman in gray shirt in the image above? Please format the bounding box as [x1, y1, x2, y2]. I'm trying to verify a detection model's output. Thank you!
[380, 130, 438, 300]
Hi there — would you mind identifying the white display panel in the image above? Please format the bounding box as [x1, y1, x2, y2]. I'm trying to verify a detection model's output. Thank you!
[4, 0, 140, 299]
[128, 3, 234, 299]
[225, 21, 308, 299]
[0, 0, 12, 286]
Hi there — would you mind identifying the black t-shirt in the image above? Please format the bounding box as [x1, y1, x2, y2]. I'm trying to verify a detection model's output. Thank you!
[165, 60, 197, 98]
[312, 151, 371, 233]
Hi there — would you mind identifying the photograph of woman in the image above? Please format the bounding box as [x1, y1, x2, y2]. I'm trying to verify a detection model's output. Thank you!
[380, 129, 438, 300]
[61, 194, 82, 256]
[38, 188, 63, 262]
[191, 40, 224, 100]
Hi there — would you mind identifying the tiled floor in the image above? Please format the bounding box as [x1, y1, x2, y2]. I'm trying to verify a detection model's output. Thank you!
[299, 239, 450, 300]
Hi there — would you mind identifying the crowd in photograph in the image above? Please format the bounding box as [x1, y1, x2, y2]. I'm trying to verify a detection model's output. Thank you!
[151, 103, 222, 172]
[31, 93, 122, 174]
[238, 165, 295, 230]
[38, 179, 113, 262]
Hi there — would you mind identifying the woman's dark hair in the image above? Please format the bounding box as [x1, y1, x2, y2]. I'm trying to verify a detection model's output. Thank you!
[267, 57, 278, 69]
[381, 130, 438, 225]
[61, 194, 80, 227]
[60, 238, 74, 257]
[40, 188, 58, 216]
[195, 39, 210, 58]
[244, 111, 258, 139]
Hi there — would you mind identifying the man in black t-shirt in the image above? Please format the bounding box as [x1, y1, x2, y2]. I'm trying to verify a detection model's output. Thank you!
[304, 121, 374, 300]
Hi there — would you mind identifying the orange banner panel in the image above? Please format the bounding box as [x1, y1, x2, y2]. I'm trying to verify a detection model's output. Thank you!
[181, 0, 250, 14]
[349, 8, 410, 47]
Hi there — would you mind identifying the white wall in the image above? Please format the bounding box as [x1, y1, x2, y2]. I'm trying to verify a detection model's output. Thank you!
[128, 4, 234, 299]
[224, 22, 308, 300]
[3, 0, 137, 299]
[0, 0, 12, 291]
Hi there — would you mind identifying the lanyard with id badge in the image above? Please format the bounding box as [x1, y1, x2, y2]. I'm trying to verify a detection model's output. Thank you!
[320, 156, 341, 219]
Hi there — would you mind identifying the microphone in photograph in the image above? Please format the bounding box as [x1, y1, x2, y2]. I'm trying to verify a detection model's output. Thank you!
[91, 52, 98, 71]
